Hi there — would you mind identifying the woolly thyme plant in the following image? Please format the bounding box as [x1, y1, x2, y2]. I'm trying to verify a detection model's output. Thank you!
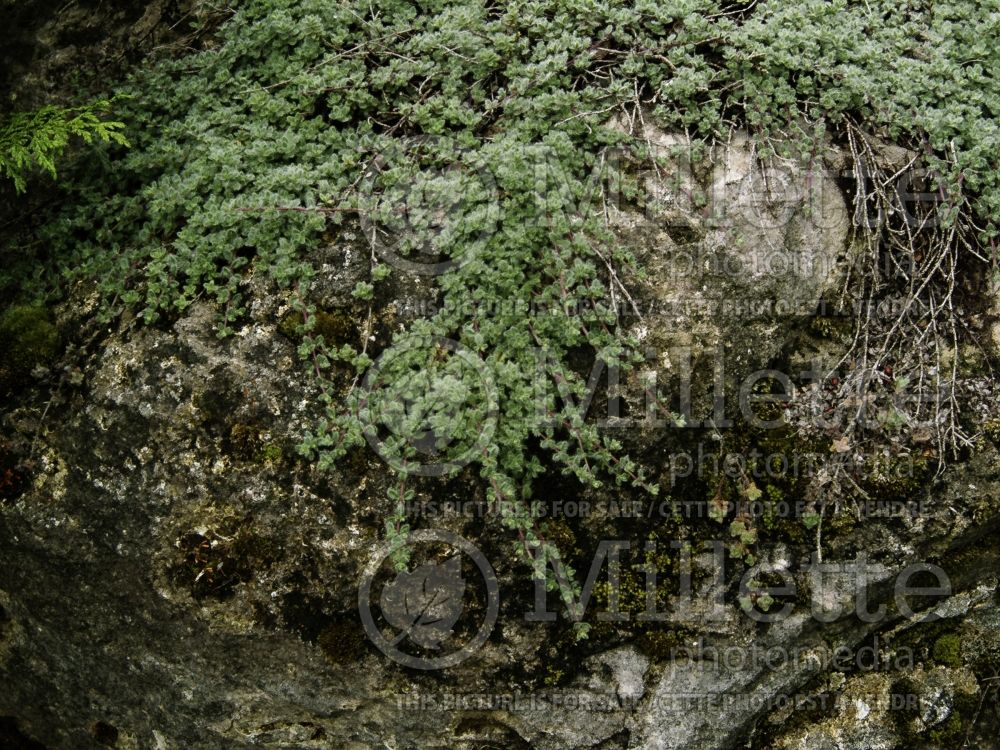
[16, 0, 1000, 635]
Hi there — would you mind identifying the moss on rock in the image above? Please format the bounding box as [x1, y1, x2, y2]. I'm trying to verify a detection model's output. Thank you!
[317, 617, 370, 666]
[932, 633, 963, 668]
[278, 308, 357, 347]
[0, 304, 59, 392]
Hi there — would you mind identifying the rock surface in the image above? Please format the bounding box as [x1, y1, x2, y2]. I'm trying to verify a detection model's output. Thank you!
[0, 0, 217, 110]
[609, 126, 851, 439]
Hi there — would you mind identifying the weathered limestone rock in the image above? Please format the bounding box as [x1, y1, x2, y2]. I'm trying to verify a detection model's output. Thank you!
[607, 126, 851, 435]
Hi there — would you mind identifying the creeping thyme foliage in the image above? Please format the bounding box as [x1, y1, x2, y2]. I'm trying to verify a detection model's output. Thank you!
[14, 0, 1000, 630]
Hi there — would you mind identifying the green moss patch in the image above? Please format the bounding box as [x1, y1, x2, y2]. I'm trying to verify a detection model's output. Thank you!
[0, 304, 59, 392]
